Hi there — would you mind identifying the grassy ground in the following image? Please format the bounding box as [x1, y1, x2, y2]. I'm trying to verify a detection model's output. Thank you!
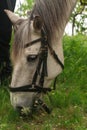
[0, 34, 87, 130]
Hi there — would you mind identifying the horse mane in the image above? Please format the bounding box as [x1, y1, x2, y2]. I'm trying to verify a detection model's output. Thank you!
[12, 0, 74, 62]
[31, 0, 72, 41]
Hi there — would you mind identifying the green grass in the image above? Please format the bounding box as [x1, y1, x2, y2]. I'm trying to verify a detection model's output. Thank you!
[0, 34, 87, 130]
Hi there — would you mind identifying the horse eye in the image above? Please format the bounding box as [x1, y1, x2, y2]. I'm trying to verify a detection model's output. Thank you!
[27, 55, 38, 62]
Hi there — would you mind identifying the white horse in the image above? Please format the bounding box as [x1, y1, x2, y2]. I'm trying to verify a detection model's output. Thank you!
[5, 0, 77, 114]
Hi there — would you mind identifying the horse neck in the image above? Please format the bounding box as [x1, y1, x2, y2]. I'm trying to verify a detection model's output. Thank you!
[65, 0, 77, 24]
[50, 0, 77, 63]
[56, 0, 77, 39]
[60, 0, 77, 35]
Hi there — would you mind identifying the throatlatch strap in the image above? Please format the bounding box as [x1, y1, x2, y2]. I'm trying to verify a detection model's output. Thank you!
[48, 44, 64, 69]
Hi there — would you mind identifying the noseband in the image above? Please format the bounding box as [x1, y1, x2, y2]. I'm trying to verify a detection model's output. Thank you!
[9, 27, 64, 113]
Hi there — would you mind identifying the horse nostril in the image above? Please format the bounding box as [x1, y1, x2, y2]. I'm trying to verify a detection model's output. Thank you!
[16, 106, 32, 116]
[16, 106, 23, 113]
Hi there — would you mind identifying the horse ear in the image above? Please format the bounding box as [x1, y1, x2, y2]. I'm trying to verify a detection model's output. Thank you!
[4, 9, 21, 24]
[33, 16, 43, 31]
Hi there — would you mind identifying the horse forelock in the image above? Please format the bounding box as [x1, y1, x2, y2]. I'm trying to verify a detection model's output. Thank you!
[11, 19, 31, 64]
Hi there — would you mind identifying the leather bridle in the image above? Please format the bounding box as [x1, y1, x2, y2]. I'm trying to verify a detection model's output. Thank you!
[9, 26, 64, 114]
[9, 28, 64, 93]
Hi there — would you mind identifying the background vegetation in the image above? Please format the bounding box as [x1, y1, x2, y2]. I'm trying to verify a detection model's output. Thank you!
[0, 34, 87, 130]
[0, 0, 87, 130]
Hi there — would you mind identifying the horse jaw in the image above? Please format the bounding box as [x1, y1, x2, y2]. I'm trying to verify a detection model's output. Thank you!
[4, 9, 21, 24]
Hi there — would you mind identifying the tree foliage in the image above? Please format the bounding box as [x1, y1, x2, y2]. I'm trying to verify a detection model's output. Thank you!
[80, 0, 87, 5]
[15, 0, 34, 16]
[70, 0, 87, 35]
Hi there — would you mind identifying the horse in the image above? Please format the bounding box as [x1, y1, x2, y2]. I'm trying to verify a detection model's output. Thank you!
[5, 0, 77, 114]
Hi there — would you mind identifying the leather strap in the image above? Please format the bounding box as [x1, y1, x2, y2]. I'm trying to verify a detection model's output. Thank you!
[9, 85, 52, 93]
